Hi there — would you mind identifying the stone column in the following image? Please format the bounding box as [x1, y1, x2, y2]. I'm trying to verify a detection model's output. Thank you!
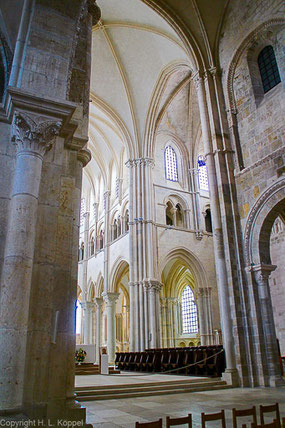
[148, 280, 162, 348]
[189, 167, 202, 235]
[95, 297, 103, 363]
[197, 288, 207, 346]
[81, 212, 90, 297]
[103, 190, 110, 293]
[102, 292, 119, 363]
[250, 264, 284, 386]
[0, 111, 61, 411]
[193, 71, 238, 385]
[81, 302, 95, 345]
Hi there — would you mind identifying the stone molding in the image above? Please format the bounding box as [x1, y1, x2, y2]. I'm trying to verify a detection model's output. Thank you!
[225, 18, 285, 111]
[77, 148, 91, 166]
[102, 292, 120, 305]
[12, 111, 61, 156]
[95, 297, 103, 307]
[244, 177, 285, 266]
[126, 158, 155, 168]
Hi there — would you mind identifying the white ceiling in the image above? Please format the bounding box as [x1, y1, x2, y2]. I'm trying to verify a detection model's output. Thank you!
[87, 0, 192, 187]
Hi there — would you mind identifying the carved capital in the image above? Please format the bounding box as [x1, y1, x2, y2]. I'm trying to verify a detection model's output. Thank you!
[191, 70, 203, 90]
[102, 292, 120, 306]
[95, 297, 103, 308]
[12, 111, 61, 156]
[77, 148, 91, 166]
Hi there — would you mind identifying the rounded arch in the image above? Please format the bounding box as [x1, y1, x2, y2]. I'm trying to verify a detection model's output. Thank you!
[244, 178, 285, 267]
[159, 247, 210, 293]
[225, 19, 285, 112]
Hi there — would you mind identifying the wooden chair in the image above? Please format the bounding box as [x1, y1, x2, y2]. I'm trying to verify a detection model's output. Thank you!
[233, 406, 257, 428]
[281, 417, 285, 428]
[135, 418, 163, 428]
[201, 410, 226, 428]
[166, 414, 192, 427]
[260, 403, 281, 428]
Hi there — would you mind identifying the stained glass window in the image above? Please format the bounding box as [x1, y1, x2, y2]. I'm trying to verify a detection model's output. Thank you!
[181, 285, 198, 334]
[258, 46, 281, 93]
[198, 155, 209, 191]
[165, 146, 178, 182]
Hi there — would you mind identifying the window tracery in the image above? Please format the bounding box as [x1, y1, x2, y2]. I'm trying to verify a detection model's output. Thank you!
[258, 45, 281, 93]
[181, 285, 198, 334]
[197, 155, 209, 191]
[165, 146, 178, 182]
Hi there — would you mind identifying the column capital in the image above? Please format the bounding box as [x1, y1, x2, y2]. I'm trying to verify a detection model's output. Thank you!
[102, 292, 120, 305]
[191, 70, 204, 89]
[81, 301, 96, 311]
[125, 157, 155, 168]
[77, 148, 91, 167]
[12, 111, 61, 157]
[247, 263, 277, 282]
[143, 279, 162, 292]
[198, 287, 212, 297]
[95, 297, 103, 307]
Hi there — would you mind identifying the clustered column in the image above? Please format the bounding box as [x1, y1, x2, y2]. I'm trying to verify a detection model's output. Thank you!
[193, 71, 238, 385]
[249, 264, 283, 386]
[127, 158, 161, 351]
[197, 288, 214, 345]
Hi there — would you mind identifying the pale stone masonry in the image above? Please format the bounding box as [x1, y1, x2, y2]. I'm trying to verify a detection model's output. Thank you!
[0, 0, 284, 426]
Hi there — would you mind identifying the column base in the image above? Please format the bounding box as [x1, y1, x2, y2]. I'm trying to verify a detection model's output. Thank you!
[5, 399, 88, 427]
[268, 376, 285, 387]
[222, 369, 240, 387]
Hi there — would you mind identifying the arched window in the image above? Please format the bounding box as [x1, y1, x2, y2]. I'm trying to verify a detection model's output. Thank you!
[165, 146, 178, 182]
[205, 208, 212, 233]
[79, 242, 84, 261]
[258, 46, 281, 93]
[176, 204, 183, 227]
[113, 219, 118, 240]
[197, 155, 209, 191]
[90, 236, 95, 255]
[99, 230, 104, 250]
[181, 285, 198, 334]
[125, 210, 129, 232]
[166, 201, 174, 226]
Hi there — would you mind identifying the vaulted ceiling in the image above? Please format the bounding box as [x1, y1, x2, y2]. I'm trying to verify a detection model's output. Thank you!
[87, 0, 230, 185]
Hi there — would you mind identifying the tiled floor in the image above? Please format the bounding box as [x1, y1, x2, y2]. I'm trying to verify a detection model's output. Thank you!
[81, 385, 285, 428]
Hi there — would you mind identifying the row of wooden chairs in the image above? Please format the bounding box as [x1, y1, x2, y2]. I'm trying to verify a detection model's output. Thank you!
[115, 345, 225, 376]
[135, 403, 282, 428]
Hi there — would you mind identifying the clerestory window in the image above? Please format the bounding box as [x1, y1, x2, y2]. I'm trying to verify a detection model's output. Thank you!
[165, 146, 178, 182]
[258, 45, 281, 93]
[181, 285, 198, 334]
[197, 155, 209, 191]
